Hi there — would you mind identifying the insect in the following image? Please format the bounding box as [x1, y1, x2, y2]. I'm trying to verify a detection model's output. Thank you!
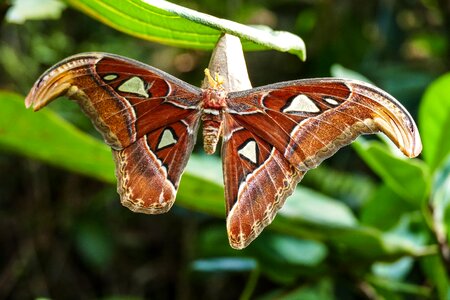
[25, 52, 422, 249]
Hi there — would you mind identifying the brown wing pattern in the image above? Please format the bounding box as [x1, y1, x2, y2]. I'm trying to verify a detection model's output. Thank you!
[227, 79, 421, 170]
[114, 113, 200, 213]
[222, 115, 304, 249]
[224, 78, 422, 248]
[25, 52, 203, 214]
[25, 52, 202, 150]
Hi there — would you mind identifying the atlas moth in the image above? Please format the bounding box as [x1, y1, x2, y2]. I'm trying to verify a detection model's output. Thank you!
[25, 52, 422, 249]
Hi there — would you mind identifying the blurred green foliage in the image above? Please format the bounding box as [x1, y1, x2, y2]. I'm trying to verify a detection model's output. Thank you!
[0, 0, 449, 299]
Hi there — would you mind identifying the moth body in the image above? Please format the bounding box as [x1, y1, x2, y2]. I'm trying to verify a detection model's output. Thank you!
[201, 86, 227, 154]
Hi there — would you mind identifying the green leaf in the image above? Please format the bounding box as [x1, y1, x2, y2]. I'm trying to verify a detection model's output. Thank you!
[259, 278, 334, 300]
[372, 257, 414, 281]
[430, 155, 450, 248]
[330, 64, 373, 82]
[383, 212, 430, 258]
[186, 154, 223, 186]
[67, 0, 306, 60]
[303, 165, 376, 209]
[278, 187, 358, 227]
[366, 275, 431, 297]
[421, 255, 450, 300]
[419, 73, 450, 172]
[178, 155, 225, 216]
[0, 91, 115, 182]
[273, 187, 430, 260]
[360, 184, 414, 230]
[191, 257, 257, 272]
[6, 0, 66, 24]
[251, 235, 328, 284]
[249, 234, 327, 284]
[353, 138, 430, 205]
[255, 234, 327, 267]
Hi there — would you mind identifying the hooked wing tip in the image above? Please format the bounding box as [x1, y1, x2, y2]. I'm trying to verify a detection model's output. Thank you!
[373, 115, 422, 159]
[408, 125, 422, 158]
[24, 53, 103, 111]
[24, 95, 32, 109]
[351, 81, 422, 159]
